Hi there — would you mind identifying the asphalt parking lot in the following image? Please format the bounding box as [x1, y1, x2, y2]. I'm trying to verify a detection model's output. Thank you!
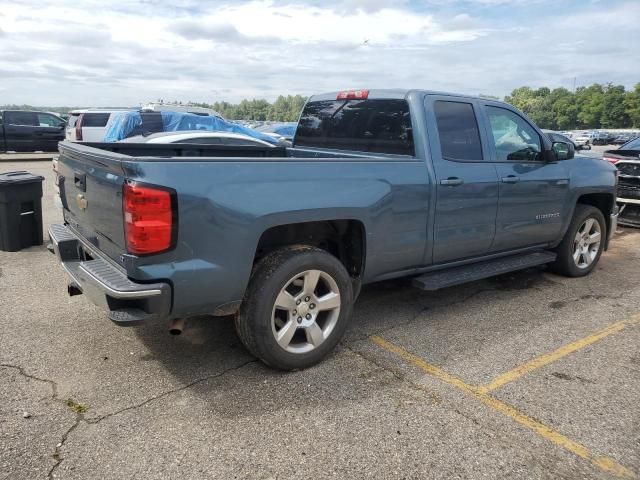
[1, 160, 639, 479]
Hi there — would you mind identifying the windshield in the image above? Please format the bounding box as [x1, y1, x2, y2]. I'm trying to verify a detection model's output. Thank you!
[621, 136, 640, 150]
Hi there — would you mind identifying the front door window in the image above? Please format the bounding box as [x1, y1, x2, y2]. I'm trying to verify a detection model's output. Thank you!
[486, 106, 542, 162]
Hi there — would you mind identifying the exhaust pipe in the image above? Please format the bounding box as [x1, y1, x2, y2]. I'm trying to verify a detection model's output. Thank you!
[168, 318, 186, 335]
[67, 282, 83, 297]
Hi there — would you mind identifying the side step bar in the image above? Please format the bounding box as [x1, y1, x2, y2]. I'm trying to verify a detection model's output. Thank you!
[412, 251, 557, 291]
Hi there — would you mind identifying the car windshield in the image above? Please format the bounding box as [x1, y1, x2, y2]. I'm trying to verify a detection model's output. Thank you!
[621, 137, 640, 150]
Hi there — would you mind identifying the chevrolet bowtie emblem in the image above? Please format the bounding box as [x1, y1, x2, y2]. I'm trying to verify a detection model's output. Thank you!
[76, 194, 88, 210]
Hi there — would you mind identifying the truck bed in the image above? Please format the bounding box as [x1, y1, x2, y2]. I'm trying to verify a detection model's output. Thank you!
[81, 141, 288, 158]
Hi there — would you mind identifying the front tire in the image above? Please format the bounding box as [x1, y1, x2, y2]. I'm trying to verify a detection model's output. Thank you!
[235, 245, 354, 370]
[550, 204, 605, 277]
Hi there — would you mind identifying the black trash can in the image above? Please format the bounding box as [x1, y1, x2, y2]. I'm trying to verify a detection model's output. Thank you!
[0, 171, 45, 252]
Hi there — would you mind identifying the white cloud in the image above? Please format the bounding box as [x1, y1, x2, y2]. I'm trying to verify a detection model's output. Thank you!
[0, 0, 637, 106]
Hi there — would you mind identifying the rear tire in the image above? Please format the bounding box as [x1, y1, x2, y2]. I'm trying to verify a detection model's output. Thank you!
[550, 204, 605, 277]
[235, 245, 353, 370]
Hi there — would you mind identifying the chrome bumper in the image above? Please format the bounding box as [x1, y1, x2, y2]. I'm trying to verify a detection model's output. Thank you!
[48, 223, 171, 325]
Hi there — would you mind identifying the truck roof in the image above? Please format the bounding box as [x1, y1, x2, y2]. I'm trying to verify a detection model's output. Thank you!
[309, 89, 505, 104]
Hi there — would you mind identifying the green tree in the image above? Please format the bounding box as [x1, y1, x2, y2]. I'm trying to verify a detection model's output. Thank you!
[575, 84, 604, 128]
[600, 84, 629, 128]
[624, 83, 640, 128]
[548, 87, 578, 130]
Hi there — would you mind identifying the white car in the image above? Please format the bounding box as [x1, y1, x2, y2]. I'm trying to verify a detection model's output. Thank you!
[573, 131, 595, 147]
[140, 102, 222, 117]
[66, 109, 132, 142]
[119, 130, 277, 147]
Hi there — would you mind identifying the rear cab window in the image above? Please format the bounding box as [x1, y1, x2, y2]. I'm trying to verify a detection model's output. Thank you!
[81, 113, 111, 127]
[295, 98, 415, 156]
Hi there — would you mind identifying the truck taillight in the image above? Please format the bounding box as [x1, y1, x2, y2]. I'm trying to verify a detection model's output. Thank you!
[75, 114, 83, 141]
[123, 182, 176, 255]
[336, 90, 369, 100]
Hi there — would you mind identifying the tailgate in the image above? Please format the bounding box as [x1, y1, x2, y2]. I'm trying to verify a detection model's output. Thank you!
[57, 141, 128, 262]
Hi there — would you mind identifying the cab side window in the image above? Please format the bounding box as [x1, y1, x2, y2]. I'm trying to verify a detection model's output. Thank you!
[7, 111, 38, 127]
[37, 113, 64, 127]
[486, 106, 542, 162]
[433, 100, 483, 161]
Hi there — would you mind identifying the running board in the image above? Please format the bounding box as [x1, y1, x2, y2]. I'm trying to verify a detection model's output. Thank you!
[412, 251, 557, 291]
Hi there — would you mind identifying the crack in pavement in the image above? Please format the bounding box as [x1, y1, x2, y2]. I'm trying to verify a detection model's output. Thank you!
[0, 363, 72, 479]
[48, 415, 83, 480]
[86, 358, 258, 425]
[2, 359, 257, 479]
[0, 363, 58, 398]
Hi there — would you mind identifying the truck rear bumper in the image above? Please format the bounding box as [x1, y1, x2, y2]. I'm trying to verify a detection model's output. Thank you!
[48, 223, 171, 325]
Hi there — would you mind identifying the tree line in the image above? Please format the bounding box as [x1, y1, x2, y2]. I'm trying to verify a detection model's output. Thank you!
[201, 84, 640, 128]
[505, 83, 640, 130]
[192, 94, 308, 122]
[3, 83, 639, 128]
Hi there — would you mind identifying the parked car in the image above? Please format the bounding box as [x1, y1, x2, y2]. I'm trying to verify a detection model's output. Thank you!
[612, 133, 638, 145]
[119, 130, 277, 147]
[104, 110, 279, 145]
[542, 130, 590, 153]
[256, 123, 297, 141]
[573, 131, 595, 147]
[0, 110, 66, 152]
[603, 136, 640, 227]
[591, 131, 614, 145]
[140, 102, 222, 117]
[66, 109, 133, 142]
[49, 89, 618, 370]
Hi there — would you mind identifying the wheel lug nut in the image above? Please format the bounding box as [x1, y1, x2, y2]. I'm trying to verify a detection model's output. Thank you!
[293, 310, 297, 315]
[296, 299, 301, 305]
[310, 303, 315, 309]
[297, 317, 302, 323]
[306, 313, 312, 320]
[304, 296, 310, 302]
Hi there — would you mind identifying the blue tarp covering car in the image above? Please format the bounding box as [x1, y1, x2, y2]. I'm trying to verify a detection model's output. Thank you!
[256, 123, 297, 140]
[103, 111, 280, 144]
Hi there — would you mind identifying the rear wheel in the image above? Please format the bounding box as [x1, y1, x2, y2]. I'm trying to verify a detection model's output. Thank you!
[550, 204, 605, 277]
[235, 245, 353, 370]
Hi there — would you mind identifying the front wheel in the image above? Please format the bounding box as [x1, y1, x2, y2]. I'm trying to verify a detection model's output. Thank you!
[550, 205, 605, 277]
[235, 245, 353, 370]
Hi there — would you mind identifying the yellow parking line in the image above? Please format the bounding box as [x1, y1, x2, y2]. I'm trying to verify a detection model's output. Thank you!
[370, 335, 636, 478]
[479, 321, 626, 393]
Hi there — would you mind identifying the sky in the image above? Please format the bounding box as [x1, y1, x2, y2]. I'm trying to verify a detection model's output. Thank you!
[0, 0, 638, 106]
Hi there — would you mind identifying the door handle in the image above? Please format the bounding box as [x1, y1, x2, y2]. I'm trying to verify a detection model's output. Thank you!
[440, 177, 464, 186]
[501, 175, 520, 184]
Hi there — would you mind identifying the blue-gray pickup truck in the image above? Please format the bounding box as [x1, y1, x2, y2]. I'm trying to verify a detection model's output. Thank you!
[49, 89, 619, 370]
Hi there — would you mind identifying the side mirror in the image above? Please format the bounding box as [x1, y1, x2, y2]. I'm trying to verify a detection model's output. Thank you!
[552, 141, 574, 160]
